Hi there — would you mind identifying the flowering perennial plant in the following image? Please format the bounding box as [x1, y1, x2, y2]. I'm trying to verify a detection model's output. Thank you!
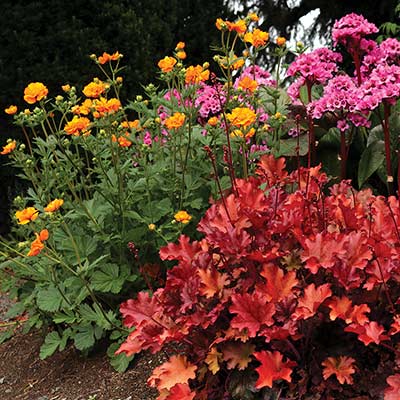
[117, 155, 400, 399]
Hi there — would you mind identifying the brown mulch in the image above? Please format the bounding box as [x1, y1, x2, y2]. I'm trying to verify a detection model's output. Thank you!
[0, 293, 163, 400]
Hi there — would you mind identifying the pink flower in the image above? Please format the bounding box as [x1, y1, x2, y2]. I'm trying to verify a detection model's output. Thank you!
[332, 13, 378, 50]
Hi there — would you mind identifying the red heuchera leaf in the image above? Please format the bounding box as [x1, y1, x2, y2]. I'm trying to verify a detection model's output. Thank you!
[389, 315, 400, 336]
[293, 283, 332, 320]
[221, 341, 255, 370]
[259, 263, 298, 302]
[198, 267, 230, 298]
[321, 355, 356, 385]
[301, 233, 345, 273]
[345, 321, 389, 345]
[256, 154, 288, 187]
[327, 296, 370, 325]
[119, 290, 161, 328]
[160, 384, 196, 400]
[384, 374, 400, 400]
[254, 350, 296, 389]
[160, 235, 201, 264]
[229, 292, 275, 337]
[148, 355, 197, 391]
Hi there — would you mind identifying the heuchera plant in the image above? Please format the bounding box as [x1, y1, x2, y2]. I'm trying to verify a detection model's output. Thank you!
[117, 155, 400, 399]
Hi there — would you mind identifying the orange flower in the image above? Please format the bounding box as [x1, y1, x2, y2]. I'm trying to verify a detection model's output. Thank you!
[165, 112, 185, 130]
[44, 199, 64, 212]
[238, 76, 258, 93]
[72, 99, 93, 115]
[215, 18, 226, 30]
[82, 80, 108, 98]
[208, 116, 219, 126]
[232, 56, 245, 70]
[276, 36, 287, 47]
[231, 128, 255, 139]
[61, 84, 71, 92]
[176, 50, 187, 60]
[248, 13, 259, 22]
[226, 20, 247, 35]
[176, 42, 185, 50]
[64, 116, 91, 136]
[93, 97, 121, 117]
[174, 210, 192, 224]
[15, 207, 39, 225]
[227, 107, 257, 128]
[27, 229, 49, 257]
[23, 82, 48, 104]
[1, 140, 16, 155]
[121, 120, 140, 130]
[185, 65, 210, 85]
[98, 51, 121, 64]
[5, 105, 17, 115]
[244, 29, 269, 47]
[158, 56, 177, 73]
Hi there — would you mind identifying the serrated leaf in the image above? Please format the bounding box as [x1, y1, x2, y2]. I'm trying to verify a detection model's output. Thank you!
[74, 325, 95, 351]
[91, 264, 124, 294]
[358, 140, 385, 188]
[40, 331, 61, 359]
[36, 285, 64, 312]
[107, 342, 134, 372]
[0, 330, 13, 344]
[4, 302, 25, 319]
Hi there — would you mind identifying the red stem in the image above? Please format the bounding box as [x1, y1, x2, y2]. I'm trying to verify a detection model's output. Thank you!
[353, 50, 362, 86]
[340, 130, 347, 180]
[306, 81, 315, 167]
[383, 102, 394, 195]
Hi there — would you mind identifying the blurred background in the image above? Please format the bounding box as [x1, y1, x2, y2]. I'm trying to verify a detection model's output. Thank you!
[0, 0, 398, 234]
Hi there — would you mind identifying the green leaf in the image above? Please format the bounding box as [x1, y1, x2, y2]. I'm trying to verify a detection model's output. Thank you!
[0, 329, 13, 344]
[274, 134, 309, 157]
[74, 325, 95, 351]
[358, 140, 385, 188]
[40, 331, 61, 359]
[91, 264, 125, 294]
[107, 342, 134, 373]
[4, 302, 25, 319]
[36, 285, 64, 312]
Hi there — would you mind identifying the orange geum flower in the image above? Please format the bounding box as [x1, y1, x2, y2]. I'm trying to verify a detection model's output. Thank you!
[5, 105, 17, 115]
[174, 210, 192, 224]
[23, 82, 48, 104]
[98, 51, 121, 64]
[238, 76, 258, 93]
[226, 19, 247, 35]
[177, 50, 187, 60]
[64, 116, 91, 136]
[1, 140, 16, 155]
[165, 112, 185, 130]
[93, 97, 121, 117]
[208, 116, 219, 126]
[112, 134, 132, 148]
[232, 56, 245, 70]
[248, 12, 259, 22]
[121, 120, 140, 130]
[185, 65, 210, 85]
[244, 29, 269, 47]
[15, 207, 39, 225]
[27, 229, 49, 257]
[82, 79, 108, 98]
[276, 36, 287, 47]
[176, 42, 185, 50]
[61, 84, 71, 92]
[72, 99, 93, 115]
[158, 56, 177, 73]
[227, 107, 257, 128]
[44, 199, 64, 213]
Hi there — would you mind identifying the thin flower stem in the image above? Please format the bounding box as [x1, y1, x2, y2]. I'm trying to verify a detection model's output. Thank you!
[383, 102, 394, 195]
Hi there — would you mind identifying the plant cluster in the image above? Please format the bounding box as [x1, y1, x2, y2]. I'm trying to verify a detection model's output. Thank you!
[0, 10, 400, 397]
[117, 155, 400, 399]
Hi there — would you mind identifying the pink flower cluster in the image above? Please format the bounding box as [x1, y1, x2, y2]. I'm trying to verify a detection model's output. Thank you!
[287, 48, 342, 102]
[357, 63, 400, 110]
[194, 83, 225, 121]
[309, 75, 370, 131]
[362, 38, 400, 76]
[332, 13, 378, 50]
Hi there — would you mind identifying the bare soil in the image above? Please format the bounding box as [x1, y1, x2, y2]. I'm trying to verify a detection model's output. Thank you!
[0, 293, 161, 400]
